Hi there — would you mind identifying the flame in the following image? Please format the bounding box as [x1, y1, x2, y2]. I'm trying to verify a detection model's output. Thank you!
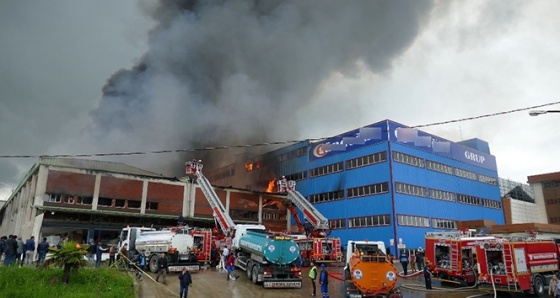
[266, 179, 276, 193]
[245, 163, 254, 171]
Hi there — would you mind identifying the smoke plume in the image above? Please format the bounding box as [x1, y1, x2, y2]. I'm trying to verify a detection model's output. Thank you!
[88, 0, 434, 176]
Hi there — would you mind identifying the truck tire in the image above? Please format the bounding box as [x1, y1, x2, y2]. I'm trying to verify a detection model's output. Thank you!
[532, 274, 545, 297]
[247, 263, 253, 280]
[251, 266, 258, 284]
[148, 255, 159, 273]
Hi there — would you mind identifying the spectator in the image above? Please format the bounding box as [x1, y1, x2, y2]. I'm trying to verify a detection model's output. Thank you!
[400, 251, 409, 276]
[95, 241, 107, 267]
[108, 244, 116, 267]
[320, 263, 329, 298]
[0, 236, 6, 263]
[24, 236, 36, 266]
[37, 237, 50, 266]
[178, 267, 193, 298]
[4, 235, 16, 266]
[133, 249, 146, 281]
[155, 253, 169, 285]
[87, 239, 96, 265]
[16, 236, 24, 266]
[119, 244, 129, 268]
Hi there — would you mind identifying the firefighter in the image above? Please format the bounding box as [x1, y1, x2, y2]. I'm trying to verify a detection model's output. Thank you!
[423, 264, 433, 290]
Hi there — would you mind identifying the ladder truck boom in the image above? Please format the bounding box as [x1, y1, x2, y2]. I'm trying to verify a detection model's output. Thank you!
[278, 177, 329, 230]
[185, 160, 236, 234]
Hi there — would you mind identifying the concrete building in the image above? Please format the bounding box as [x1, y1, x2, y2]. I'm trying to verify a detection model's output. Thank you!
[210, 120, 505, 251]
[528, 171, 560, 224]
[498, 178, 546, 224]
[0, 157, 288, 245]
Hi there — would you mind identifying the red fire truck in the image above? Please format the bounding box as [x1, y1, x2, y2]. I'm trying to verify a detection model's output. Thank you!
[476, 235, 560, 296]
[425, 230, 495, 286]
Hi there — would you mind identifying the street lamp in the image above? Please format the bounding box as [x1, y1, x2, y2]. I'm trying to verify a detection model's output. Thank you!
[529, 110, 560, 116]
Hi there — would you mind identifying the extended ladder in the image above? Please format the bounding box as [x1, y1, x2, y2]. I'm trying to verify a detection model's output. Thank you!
[286, 189, 330, 230]
[186, 160, 236, 234]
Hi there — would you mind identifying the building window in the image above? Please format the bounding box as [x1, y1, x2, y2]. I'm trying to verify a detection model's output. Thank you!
[429, 188, 456, 202]
[455, 168, 478, 181]
[115, 199, 126, 208]
[348, 214, 391, 228]
[310, 190, 345, 203]
[346, 151, 387, 170]
[393, 151, 425, 168]
[397, 214, 430, 227]
[347, 182, 389, 199]
[478, 174, 498, 185]
[457, 194, 481, 206]
[146, 202, 159, 210]
[395, 182, 428, 197]
[98, 198, 113, 207]
[330, 218, 346, 230]
[76, 196, 93, 205]
[285, 171, 307, 181]
[128, 200, 141, 209]
[426, 160, 453, 175]
[310, 162, 344, 178]
[432, 218, 458, 229]
[482, 198, 501, 209]
[43, 193, 62, 203]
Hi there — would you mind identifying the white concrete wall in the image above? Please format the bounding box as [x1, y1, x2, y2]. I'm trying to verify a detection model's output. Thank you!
[529, 182, 549, 224]
[510, 196, 547, 224]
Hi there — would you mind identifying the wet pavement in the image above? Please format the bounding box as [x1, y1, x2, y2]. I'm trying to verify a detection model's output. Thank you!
[135, 265, 520, 298]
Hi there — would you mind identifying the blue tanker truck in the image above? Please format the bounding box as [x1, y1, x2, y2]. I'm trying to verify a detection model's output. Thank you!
[232, 224, 302, 288]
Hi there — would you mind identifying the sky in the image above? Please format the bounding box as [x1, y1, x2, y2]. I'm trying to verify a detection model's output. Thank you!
[1, 0, 560, 201]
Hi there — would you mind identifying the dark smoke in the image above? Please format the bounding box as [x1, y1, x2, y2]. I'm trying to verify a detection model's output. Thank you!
[88, 0, 434, 176]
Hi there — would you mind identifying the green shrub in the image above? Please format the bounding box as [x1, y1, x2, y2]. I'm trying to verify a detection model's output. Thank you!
[0, 266, 135, 298]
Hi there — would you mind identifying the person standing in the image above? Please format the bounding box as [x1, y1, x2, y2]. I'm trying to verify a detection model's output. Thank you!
[416, 247, 425, 269]
[549, 274, 559, 297]
[135, 250, 146, 281]
[0, 236, 6, 263]
[400, 251, 409, 276]
[319, 264, 329, 298]
[423, 264, 433, 290]
[24, 236, 35, 266]
[409, 250, 416, 272]
[95, 241, 107, 268]
[178, 267, 193, 298]
[4, 235, 16, 266]
[297, 252, 303, 268]
[87, 239, 96, 265]
[309, 260, 318, 297]
[108, 244, 116, 267]
[155, 253, 169, 285]
[119, 243, 129, 269]
[16, 237, 24, 266]
[226, 254, 238, 280]
[37, 237, 50, 266]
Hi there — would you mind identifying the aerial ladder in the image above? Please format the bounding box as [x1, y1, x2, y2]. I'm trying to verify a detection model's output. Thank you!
[185, 160, 236, 236]
[277, 177, 342, 264]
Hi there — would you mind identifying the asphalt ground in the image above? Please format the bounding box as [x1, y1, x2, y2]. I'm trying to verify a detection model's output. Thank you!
[134, 265, 505, 298]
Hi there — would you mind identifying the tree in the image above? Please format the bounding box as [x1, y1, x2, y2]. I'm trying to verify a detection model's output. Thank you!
[38, 240, 90, 284]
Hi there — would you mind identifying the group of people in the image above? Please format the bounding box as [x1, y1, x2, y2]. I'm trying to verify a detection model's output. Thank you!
[308, 260, 330, 297]
[0, 235, 50, 266]
[399, 247, 425, 276]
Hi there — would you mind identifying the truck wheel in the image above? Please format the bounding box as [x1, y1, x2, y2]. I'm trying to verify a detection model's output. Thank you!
[251, 266, 258, 284]
[532, 275, 545, 297]
[247, 263, 253, 280]
[148, 255, 159, 273]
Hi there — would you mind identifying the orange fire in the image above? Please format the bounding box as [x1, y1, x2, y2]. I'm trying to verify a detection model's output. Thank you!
[245, 163, 254, 171]
[266, 179, 276, 193]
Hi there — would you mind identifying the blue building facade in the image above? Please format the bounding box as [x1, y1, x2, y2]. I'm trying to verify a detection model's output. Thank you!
[266, 120, 504, 252]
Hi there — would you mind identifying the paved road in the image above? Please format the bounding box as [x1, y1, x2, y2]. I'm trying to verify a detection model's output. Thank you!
[135, 266, 501, 298]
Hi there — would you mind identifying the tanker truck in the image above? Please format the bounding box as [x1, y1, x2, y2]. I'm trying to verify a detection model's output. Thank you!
[232, 224, 302, 288]
[118, 226, 211, 272]
[344, 240, 402, 298]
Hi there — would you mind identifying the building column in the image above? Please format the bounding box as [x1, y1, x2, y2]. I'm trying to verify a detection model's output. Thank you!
[225, 190, 231, 213]
[92, 174, 101, 211]
[258, 195, 263, 224]
[141, 181, 148, 214]
[189, 182, 196, 217]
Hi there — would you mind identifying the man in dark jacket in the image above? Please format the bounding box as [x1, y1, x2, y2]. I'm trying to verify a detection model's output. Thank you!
[24, 236, 36, 266]
[4, 235, 16, 266]
[16, 237, 24, 266]
[155, 253, 169, 285]
[400, 251, 409, 276]
[37, 237, 50, 266]
[178, 267, 193, 298]
[0, 236, 6, 262]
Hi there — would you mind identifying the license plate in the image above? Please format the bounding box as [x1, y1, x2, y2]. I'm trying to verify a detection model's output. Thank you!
[168, 265, 199, 272]
[263, 281, 302, 288]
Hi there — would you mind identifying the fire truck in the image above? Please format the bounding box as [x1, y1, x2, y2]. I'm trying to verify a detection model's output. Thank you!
[425, 229, 495, 285]
[185, 160, 302, 288]
[277, 177, 342, 265]
[476, 234, 560, 296]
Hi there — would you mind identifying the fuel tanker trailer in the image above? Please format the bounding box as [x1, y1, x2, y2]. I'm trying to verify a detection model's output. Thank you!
[344, 240, 402, 298]
[232, 224, 302, 288]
